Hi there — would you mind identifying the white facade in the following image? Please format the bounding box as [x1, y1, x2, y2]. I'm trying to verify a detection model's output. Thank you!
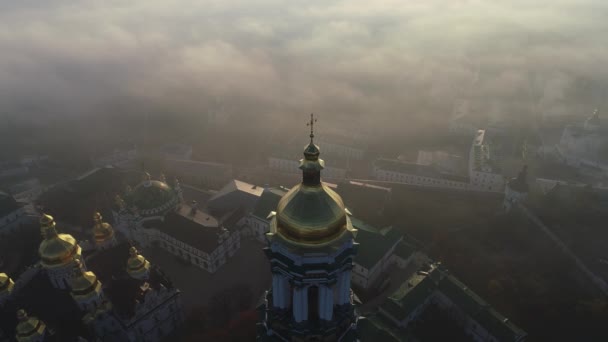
[468, 130, 505, 192]
[115, 212, 241, 274]
[248, 215, 270, 243]
[373, 165, 470, 191]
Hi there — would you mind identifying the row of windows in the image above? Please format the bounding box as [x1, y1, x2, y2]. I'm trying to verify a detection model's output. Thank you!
[378, 171, 467, 189]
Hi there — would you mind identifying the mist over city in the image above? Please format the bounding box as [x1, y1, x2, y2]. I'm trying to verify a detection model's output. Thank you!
[0, 1, 607, 342]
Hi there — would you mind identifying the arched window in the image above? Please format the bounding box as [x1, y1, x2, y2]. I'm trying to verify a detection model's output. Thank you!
[308, 286, 319, 322]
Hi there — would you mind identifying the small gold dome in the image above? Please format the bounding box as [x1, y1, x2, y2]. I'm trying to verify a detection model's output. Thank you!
[127, 247, 150, 280]
[0, 272, 14, 295]
[15, 310, 46, 342]
[92, 212, 114, 244]
[38, 214, 81, 268]
[71, 260, 102, 302]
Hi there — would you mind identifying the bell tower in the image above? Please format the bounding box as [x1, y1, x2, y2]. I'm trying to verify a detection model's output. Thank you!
[257, 115, 359, 341]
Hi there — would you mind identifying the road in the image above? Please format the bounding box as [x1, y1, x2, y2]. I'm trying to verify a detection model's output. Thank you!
[519, 203, 608, 296]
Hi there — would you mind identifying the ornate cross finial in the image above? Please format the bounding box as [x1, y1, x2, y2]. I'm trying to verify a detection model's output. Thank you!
[306, 113, 317, 143]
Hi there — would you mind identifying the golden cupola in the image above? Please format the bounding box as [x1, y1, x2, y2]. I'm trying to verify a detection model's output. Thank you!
[0, 273, 14, 292]
[0, 273, 15, 306]
[92, 212, 115, 245]
[272, 114, 356, 245]
[38, 214, 81, 268]
[126, 247, 151, 280]
[15, 310, 46, 342]
[70, 260, 103, 305]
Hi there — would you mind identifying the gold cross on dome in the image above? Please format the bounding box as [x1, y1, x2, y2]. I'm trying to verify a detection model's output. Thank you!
[306, 113, 317, 142]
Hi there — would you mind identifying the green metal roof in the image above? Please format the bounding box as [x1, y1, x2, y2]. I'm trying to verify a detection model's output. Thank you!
[252, 187, 288, 220]
[353, 222, 402, 270]
[125, 180, 177, 210]
[378, 264, 527, 341]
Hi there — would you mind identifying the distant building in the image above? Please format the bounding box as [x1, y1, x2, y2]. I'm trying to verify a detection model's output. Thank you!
[372, 158, 470, 191]
[416, 150, 466, 176]
[0, 214, 184, 341]
[336, 181, 392, 227]
[350, 219, 410, 292]
[555, 109, 607, 171]
[163, 159, 233, 189]
[247, 186, 289, 242]
[114, 174, 243, 274]
[315, 137, 366, 161]
[360, 263, 527, 342]
[207, 179, 263, 216]
[468, 129, 505, 192]
[159, 143, 193, 161]
[92, 146, 138, 168]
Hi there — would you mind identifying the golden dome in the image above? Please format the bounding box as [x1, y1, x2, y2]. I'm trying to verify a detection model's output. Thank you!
[15, 310, 46, 342]
[38, 214, 81, 268]
[127, 247, 150, 280]
[92, 212, 114, 244]
[0, 272, 14, 295]
[276, 183, 351, 245]
[70, 260, 102, 302]
[273, 119, 356, 245]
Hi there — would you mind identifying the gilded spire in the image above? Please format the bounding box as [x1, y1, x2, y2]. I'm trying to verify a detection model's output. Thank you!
[92, 212, 114, 245]
[0, 272, 14, 296]
[300, 114, 323, 186]
[40, 213, 57, 238]
[38, 213, 80, 269]
[307, 113, 317, 144]
[70, 260, 102, 304]
[127, 247, 151, 280]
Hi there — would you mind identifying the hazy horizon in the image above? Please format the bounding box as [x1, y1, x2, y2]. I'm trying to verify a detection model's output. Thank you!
[1, 0, 607, 138]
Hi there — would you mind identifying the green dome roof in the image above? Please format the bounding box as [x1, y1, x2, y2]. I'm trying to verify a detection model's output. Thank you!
[276, 183, 349, 244]
[125, 180, 178, 213]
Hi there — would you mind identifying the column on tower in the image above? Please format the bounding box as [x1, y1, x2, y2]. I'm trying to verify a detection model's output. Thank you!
[292, 286, 308, 322]
[272, 273, 289, 309]
[272, 274, 280, 308]
[337, 270, 351, 305]
[281, 277, 291, 309]
[321, 284, 334, 320]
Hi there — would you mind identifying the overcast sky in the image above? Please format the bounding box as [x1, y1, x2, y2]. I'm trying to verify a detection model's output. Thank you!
[1, 0, 607, 136]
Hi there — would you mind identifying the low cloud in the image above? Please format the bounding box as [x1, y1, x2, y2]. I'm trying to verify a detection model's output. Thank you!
[1, 0, 607, 137]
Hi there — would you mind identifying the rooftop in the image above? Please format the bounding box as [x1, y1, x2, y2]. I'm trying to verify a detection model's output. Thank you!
[380, 263, 527, 341]
[150, 205, 225, 253]
[352, 219, 402, 270]
[251, 187, 289, 221]
[209, 179, 264, 203]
